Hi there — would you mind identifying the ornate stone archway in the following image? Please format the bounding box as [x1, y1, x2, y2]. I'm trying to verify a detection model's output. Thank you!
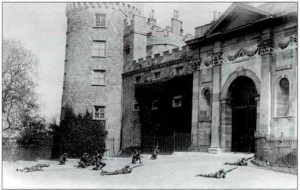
[219, 68, 261, 151]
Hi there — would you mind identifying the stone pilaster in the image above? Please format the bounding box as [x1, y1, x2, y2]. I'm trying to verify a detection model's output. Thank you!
[191, 69, 200, 150]
[208, 62, 222, 153]
[220, 98, 232, 151]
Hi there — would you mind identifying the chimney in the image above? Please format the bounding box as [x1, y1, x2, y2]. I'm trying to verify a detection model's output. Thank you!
[171, 10, 183, 35]
[213, 10, 217, 21]
[174, 10, 179, 19]
[148, 10, 156, 26]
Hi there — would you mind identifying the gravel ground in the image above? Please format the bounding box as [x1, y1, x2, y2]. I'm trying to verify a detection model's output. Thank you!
[3, 152, 297, 189]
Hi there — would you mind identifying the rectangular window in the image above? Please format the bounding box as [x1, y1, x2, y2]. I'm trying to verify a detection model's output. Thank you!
[92, 41, 106, 57]
[94, 106, 105, 120]
[152, 100, 159, 110]
[154, 72, 161, 80]
[173, 95, 182, 108]
[175, 66, 183, 75]
[92, 70, 106, 85]
[135, 75, 142, 84]
[133, 103, 139, 111]
[95, 13, 106, 27]
[125, 45, 130, 55]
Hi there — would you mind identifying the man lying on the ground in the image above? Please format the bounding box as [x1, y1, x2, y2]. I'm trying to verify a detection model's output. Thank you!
[195, 167, 237, 179]
[100, 164, 143, 176]
[16, 163, 50, 172]
[224, 156, 254, 166]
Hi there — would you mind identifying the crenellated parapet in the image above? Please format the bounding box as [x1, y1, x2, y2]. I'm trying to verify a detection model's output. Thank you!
[123, 45, 195, 76]
[66, 2, 142, 17]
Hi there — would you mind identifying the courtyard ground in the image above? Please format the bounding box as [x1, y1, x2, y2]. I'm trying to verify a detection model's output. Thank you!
[3, 152, 297, 189]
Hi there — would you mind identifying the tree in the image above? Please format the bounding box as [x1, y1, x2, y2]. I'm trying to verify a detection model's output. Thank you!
[2, 38, 39, 133]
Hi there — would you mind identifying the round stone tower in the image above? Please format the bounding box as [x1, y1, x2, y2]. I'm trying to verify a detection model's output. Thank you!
[62, 2, 142, 142]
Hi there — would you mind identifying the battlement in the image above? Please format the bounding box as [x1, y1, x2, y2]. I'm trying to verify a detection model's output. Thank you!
[130, 45, 192, 70]
[66, 2, 142, 17]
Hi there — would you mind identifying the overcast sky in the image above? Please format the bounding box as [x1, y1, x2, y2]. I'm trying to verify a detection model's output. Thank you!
[3, 2, 233, 122]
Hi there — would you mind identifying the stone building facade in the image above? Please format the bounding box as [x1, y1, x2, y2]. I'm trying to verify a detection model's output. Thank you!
[61, 2, 142, 141]
[62, 2, 297, 155]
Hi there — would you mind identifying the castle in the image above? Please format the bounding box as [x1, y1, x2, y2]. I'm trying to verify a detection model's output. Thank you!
[62, 2, 297, 157]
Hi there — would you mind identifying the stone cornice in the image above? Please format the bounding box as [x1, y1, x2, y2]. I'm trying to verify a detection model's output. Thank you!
[123, 56, 193, 77]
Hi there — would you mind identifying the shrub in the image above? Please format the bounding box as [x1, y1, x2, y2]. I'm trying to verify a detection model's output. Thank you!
[51, 105, 108, 159]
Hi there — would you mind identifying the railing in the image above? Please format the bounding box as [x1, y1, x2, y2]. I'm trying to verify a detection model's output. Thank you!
[264, 138, 297, 167]
[122, 133, 192, 154]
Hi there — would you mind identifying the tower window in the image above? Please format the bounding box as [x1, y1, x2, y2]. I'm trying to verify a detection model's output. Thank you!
[92, 70, 106, 85]
[153, 72, 161, 80]
[135, 75, 142, 84]
[173, 95, 182, 108]
[175, 66, 183, 75]
[152, 100, 159, 110]
[94, 13, 106, 27]
[92, 41, 106, 57]
[94, 106, 105, 120]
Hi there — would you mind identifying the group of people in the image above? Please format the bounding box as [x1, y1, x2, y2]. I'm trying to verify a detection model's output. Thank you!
[195, 156, 254, 179]
[16, 145, 253, 178]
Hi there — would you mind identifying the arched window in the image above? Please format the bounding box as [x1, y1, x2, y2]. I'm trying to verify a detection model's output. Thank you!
[275, 77, 290, 116]
[201, 88, 212, 119]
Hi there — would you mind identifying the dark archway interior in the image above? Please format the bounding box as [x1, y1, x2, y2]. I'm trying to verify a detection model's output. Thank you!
[228, 76, 257, 152]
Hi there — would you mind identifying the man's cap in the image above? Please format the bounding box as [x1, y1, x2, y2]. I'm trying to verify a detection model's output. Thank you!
[64, 153, 68, 155]
[219, 169, 224, 172]
[125, 165, 130, 168]
[83, 153, 88, 155]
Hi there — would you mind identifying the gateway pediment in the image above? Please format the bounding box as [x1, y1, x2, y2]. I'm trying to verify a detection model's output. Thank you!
[205, 3, 271, 36]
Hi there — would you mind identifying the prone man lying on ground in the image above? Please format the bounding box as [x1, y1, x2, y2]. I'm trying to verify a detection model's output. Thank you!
[195, 167, 237, 179]
[16, 163, 50, 173]
[224, 156, 254, 166]
[101, 164, 143, 176]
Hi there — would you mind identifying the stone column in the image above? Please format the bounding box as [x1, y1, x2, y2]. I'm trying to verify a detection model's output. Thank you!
[191, 69, 200, 150]
[220, 98, 232, 151]
[208, 63, 222, 153]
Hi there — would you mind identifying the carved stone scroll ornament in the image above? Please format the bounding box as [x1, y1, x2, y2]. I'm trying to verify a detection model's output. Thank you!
[191, 58, 201, 70]
[212, 52, 223, 65]
[258, 40, 274, 56]
[278, 35, 298, 50]
[227, 45, 258, 62]
[203, 56, 212, 67]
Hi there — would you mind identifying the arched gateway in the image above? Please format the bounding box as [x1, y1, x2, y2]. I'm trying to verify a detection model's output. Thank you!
[220, 69, 260, 152]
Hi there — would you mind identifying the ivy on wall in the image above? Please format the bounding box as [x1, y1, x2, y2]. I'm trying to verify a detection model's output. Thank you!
[135, 75, 193, 136]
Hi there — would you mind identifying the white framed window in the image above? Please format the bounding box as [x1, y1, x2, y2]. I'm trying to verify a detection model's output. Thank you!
[92, 41, 106, 57]
[133, 103, 139, 111]
[175, 66, 183, 75]
[94, 13, 106, 27]
[153, 71, 161, 80]
[173, 95, 182, 108]
[152, 100, 159, 110]
[92, 70, 106, 85]
[94, 106, 105, 120]
[135, 75, 142, 84]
